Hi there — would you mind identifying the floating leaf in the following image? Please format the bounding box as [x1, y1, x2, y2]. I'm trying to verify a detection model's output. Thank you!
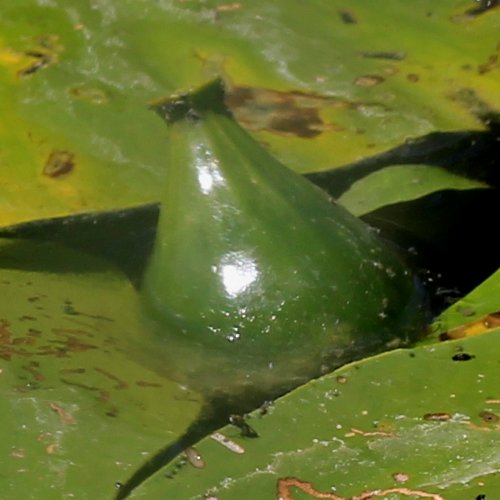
[136, 331, 500, 499]
[337, 164, 489, 216]
[433, 266, 500, 337]
[1, 0, 499, 226]
[0, 239, 202, 498]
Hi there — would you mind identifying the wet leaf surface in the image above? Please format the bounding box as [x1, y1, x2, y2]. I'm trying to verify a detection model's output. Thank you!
[0, 239, 202, 499]
[1, 0, 499, 225]
[136, 331, 500, 499]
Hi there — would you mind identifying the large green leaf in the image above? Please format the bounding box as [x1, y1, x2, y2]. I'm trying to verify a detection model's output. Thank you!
[431, 266, 500, 339]
[1, 0, 498, 225]
[136, 330, 500, 499]
[337, 164, 489, 216]
[0, 239, 202, 498]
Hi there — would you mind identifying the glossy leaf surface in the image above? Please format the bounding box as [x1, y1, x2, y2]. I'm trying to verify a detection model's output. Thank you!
[337, 164, 489, 216]
[1, 0, 499, 225]
[0, 239, 202, 499]
[137, 330, 500, 499]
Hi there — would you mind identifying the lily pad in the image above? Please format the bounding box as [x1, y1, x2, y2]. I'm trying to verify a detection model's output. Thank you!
[1, 0, 499, 226]
[0, 238, 202, 499]
[337, 164, 489, 216]
[136, 330, 500, 499]
[432, 266, 500, 340]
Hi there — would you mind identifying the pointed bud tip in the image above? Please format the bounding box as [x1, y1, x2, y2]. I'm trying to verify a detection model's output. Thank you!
[151, 78, 231, 124]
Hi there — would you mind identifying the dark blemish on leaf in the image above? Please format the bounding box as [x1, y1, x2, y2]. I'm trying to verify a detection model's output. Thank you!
[17, 35, 60, 77]
[136, 380, 163, 388]
[94, 367, 128, 389]
[354, 75, 385, 87]
[17, 52, 51, 77]
[478, 54, 499, 75]
[43, 150, 75, 178]
[407, 73, 420, 82]
[361, 51, 406, 61]
[185, 447, 205, 469]
[338, 9, 357, 24]
[60, 377, 100, 392]
[227, 86, 332, 139]
[59, 367, 86, 374]
[479, 410, 499, 423]
[27, 296, 41, 302]
[229, 414, 259, 438]
[409, 352, 416, 358]
[268, 112, 323, 138]
[452, 352, 474, 361]
[336, 375, 348, 384]
[450, 88, 500, 126]
[423, 412, 451, 421]
[18, 315, 36, 321]
[228, 86, 358, 138]
[105, 407, 119, 418]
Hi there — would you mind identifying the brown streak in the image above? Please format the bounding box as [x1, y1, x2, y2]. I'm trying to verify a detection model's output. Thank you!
[277, 478, 444, 499]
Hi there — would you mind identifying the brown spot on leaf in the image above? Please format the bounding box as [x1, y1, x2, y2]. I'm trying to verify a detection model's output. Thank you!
[227, 86, 331, 138]
[392, 472, 410, 483]
[46, 443, 58, 455]
[49, 402, 75, 425]
[440, 312, 500, 340]
[353, 75, 385, 87]
[423, 412, 451, 421]
[227, 86, 354, 139]
[336, 375, 348, 384]
[479, 410, 499, 423]
[185, 447, 205, 469]
[276, 478, 445, 499]
[17, 35, 60, 77]
[407, 73, 420, 82]
[215, 3, 241, 12]
[43, 150, 75, 178]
